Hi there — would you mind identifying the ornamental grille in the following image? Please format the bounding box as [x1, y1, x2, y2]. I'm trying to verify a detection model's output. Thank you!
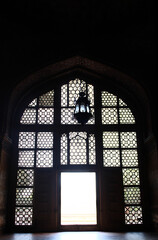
[119, 108, 135, 124]
[14, 79, 143, 227]
[36, 150, 53, 167]
[103, 132, 119, 148]
[124, 187, 141, 204]
[20, 109, 36, 124]
[18, 151, 35, 168]
[101, 108, 118, 125]
[125, 206, 143, 224]
[18, 132, 35, 149]
[101, 91, 135, 125]
[37, 108, 54, 124]
[61, 79, 95, 125]
[122, 168, 140, 186]
[20, 90, 54, 125]
[60, 132, 96, 165]
[122, 150, 138, 167]
[17, 169, 34, 187]
[15, 207, 33, 225]
[39, 90, 54, 106]
[120, 132, 137, 148]
[101, 91, 117, 106]
[37, 132, 53, 149]
[16, 188, 33, 205]
[103, 150, 120, 167]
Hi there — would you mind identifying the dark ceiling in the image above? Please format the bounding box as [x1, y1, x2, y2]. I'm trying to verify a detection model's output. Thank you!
[1, 0, 157, 139]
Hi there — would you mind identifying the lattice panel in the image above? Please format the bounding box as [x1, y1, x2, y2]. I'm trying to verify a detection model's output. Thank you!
[38, 108, 54, 124]
[37, 132, 53, 149]
[61, 108, 95, 125]
[103, 132, 119, 148]
[122, 168, 140, 186]
[121, 132, 137, 148]
[20, 109, 36, 124]
[18, 132, 35, 149]
[36, 150, 53, 167]
[88, 84, 94, 106]
[101, 108, 118, 124]
[103, 150, 120, 167]
[61, 108, 78, 124]
[70, 133, 87, 164]
[119, 98, 127, 106]
[15, 207, 33, 225]
[87, 108, 95, 124]
[122, 150, 138, 167]
[101, 91, 117, 106]
[119, 108, 135, 124]
[125, 206, 143, 224]
[18, 151, 34, 167]
[16, 188, 33, 205]
[28, 98, 37, 107]
[89, 134, 96, 164]
[61, 84, 68, 107]
[39, 90, 54, 106]
[61, 134, 68, 165]
[69, 79, 86, 106]
[17, 169, 34, 186]
[124, 187, 141, 204]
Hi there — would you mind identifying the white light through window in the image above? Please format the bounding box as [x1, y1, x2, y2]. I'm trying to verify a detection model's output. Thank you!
[61, 172, 97, 225]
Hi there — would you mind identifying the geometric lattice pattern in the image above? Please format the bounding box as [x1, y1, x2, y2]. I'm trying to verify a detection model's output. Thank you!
[103, 150, 120, 167]
[119, 108, 135, 124]
[70, 133, 87, 164]
[124, 187, 141, 204]
[69, 79, 86, 106]
[28, 98, 37, 107]
[20, 109, 36, 124]
[60, 132, 96, 165]
[37, 132, 53, 149]
[89, 134, 96, 164]
[61, 108, 95, 125]
[17, 169, 34, 186]
[119, 98, 127, 106]
[39, 90, 54, 107]
[18, 132, 35, 149]
[17, 83, 143, 226]
[18, 151, 35, 167]
[121, 132, 137, 148]
[61, 79, 95, 125]
[125, 206, 143, 224]
[15, 207, 33, 225]
[61, 108, 78, 124]
[103, 132, 119, 148]
[16, 188, 33, 205]
[88, 84, 94, 106]
[38, 108, 54, 124]
[101, 91, 117, 106]
[61, 84, 68, 107]
[122, 168, 140, 186]
[61, 134, 68, 165]
[101, 108, 118, 124]
[36, 150, 53, 167]
[122, 150, 138, 167]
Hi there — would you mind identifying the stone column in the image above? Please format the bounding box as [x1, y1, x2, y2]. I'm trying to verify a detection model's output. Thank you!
[0, 135, 12, 233]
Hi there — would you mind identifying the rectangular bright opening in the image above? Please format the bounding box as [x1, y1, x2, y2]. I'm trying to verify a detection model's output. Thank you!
[61, 172, 97, 225]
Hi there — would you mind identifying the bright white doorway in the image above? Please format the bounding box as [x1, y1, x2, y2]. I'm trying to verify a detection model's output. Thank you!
[60, 172, 97, 225]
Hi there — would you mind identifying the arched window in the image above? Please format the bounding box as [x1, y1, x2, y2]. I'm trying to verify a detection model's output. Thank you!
[13, 77, 143, 230]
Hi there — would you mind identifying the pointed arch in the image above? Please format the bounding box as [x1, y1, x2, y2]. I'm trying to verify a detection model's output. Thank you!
[2, 56, 155, 232]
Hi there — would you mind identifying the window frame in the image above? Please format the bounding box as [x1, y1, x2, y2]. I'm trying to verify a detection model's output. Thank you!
[10, 76, 145, 231]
